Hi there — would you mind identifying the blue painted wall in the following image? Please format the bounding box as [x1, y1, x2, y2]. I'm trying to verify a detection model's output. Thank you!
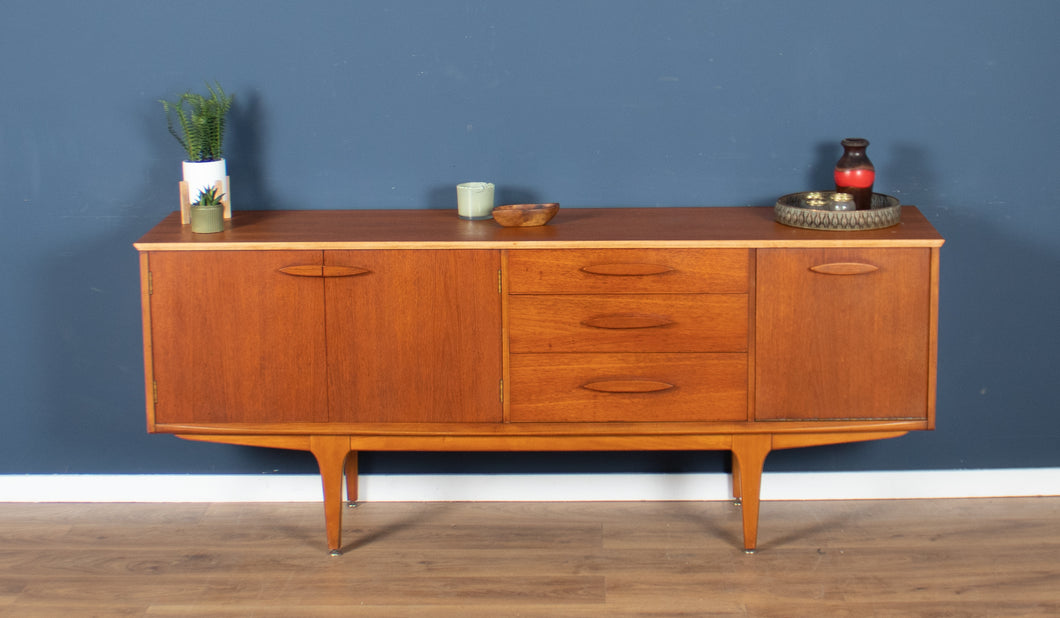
[1, 0, 1057, 475]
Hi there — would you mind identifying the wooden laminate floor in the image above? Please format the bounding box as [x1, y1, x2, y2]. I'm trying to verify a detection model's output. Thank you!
[0, 497, 1057, 616]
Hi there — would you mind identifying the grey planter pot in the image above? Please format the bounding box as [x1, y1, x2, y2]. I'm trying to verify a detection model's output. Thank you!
[190, 205, 224, 233]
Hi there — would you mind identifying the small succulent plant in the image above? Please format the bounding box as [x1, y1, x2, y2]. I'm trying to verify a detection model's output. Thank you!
[193, 186, 226, 207]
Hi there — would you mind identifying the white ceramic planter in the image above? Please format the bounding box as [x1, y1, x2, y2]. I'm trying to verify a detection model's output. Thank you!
[183, 159, 227, 204]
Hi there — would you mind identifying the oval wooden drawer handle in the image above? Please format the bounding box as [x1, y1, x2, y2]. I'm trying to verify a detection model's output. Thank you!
[581, 379, 676, 394]
[581, 313, 675, 329]
[279, 265, 371, 278]
[580, 263, 675, 276]
[809, 262, 879, 276]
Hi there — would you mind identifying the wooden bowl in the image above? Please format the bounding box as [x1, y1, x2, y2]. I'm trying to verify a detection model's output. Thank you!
[491, 203, 560, 227]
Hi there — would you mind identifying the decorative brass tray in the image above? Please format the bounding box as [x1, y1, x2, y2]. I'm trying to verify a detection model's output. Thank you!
[775, 192, 901, 231]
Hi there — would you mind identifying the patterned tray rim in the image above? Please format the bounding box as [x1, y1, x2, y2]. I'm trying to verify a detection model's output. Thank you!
[775, 192, 901, 231]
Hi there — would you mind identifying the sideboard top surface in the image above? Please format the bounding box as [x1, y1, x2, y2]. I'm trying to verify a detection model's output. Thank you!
[134, 206, 944, 251]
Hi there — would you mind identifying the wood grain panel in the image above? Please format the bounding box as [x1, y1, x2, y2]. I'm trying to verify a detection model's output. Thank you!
[509, 353, 747, 422]
[509, 294, 748, 353]
[755, 248, 932, 420]
[507, 248, 749, 294]
[325, 250, 502, 423]
[147, 250, 328, 424]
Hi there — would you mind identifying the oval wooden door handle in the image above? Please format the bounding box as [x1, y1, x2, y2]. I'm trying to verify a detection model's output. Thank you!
[279, 265, 323, 277]
[809, 262, 879, 275]
[581, 313, 675, 329]
[322, 266, 371, 277]
[581, 379, 675, 393]
[580, 263, 675, 276]
[279, 265, 371, 277]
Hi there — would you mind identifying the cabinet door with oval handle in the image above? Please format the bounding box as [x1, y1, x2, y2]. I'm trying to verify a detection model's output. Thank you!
[147, 250, 329, 425]
[324, 250, 503, 423]
[755, 248, 936, 422]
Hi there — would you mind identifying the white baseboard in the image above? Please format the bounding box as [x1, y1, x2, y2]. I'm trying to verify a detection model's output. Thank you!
[1, 469, 1058, 502]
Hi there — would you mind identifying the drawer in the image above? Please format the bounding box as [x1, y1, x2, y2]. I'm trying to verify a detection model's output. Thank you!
[508, 294, 748, 353]
[509, 353, 747, 422]
[507, 249, 749, 294]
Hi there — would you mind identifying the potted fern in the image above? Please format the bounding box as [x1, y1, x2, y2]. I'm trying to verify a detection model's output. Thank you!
[190, 185, 226, 233]
[161, 82, 233, 219]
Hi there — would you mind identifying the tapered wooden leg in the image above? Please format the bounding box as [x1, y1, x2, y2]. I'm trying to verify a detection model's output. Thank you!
[310, 436, 351, 555]
[344, 451, 359, 506]
[731, 452, 743, 505]
[731, 434, 772, 553]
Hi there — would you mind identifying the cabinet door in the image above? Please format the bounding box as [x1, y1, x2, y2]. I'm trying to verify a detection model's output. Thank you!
[324, 250, 502, 423]
[148, 251, 329, 424]
[755, 248, 932, 421]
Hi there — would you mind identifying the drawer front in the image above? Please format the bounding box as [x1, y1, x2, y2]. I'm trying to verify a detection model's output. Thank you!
[508, 249, 749, 294]
[509, 294, 748, 353]
[509, 353, 747, 422]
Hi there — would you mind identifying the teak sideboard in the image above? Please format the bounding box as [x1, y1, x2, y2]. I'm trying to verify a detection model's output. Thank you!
[134, 207, 943, 554]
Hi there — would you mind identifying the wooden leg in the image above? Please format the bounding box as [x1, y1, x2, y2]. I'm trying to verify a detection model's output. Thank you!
[731, 452, 743, 505]
[344, 451, 359, 506]
[309, 436, 351, 556]
[731, 434, 772, 553]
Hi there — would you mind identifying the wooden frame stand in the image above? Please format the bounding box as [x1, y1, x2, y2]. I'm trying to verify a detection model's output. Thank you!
[179, 177, 231, 225]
